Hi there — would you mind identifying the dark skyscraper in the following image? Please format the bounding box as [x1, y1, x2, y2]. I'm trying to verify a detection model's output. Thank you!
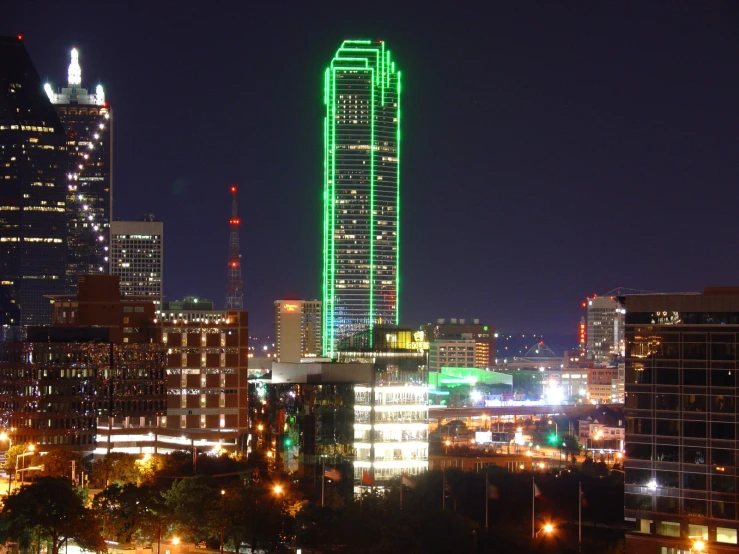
[0, 36, 68, 326]
[44, 47, 112, 291]
[322, 40, 401, 355]
[623, 288, 739, 553]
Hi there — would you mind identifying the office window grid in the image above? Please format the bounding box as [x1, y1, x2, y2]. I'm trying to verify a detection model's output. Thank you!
[625, 326, 739, 529]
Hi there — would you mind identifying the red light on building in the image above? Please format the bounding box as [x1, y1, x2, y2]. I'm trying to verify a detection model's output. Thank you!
[17, 35, 23, 41]
[230, 185, 237, 193]
[230, 261, 239, 268]
[229, 218, 240, 225]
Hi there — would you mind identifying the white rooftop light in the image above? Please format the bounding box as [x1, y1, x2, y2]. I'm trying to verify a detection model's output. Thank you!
[68, 48, 81, 86]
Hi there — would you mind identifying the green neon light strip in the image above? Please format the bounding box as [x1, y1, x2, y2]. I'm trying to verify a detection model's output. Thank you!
[330, 67, 337, 355]
[369, 68, 375, 347]
[381, 41, 385, 104]
[396, 70, 401, 325]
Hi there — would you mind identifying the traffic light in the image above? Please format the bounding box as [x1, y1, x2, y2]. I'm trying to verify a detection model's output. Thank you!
[548, 433, 558, 445]
[284, 437, 292, 447]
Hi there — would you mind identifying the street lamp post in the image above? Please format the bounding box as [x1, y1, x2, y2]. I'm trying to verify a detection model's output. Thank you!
[220, 489, 226, 554]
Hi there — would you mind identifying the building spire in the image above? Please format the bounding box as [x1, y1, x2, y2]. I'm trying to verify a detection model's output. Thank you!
[225, 186, 243, 310]
[68, 48, 81, 86]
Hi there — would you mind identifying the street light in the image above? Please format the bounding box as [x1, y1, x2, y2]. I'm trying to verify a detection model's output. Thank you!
[273, 484, 283, 495]
[547, 419, 558, 436]
[535, 523, 554, 537]
[690, 539, 705, 553]
[445, 439, 451, 454]
[171, 537, 180, 546]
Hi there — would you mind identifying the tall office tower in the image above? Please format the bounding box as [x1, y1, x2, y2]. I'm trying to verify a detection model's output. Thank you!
[422, 318, 497, 368]
[225, 186, 243, 310]
[0, 36, 68, 326]
[160, 301, 249, 451]
[623, 288, 739, 553]
[274, 299, 322, 362]
[44, 48, 112, 291]
[322, 40, 401, 355]
[110, 216, 163, 311]
[586, 295, 625, 365]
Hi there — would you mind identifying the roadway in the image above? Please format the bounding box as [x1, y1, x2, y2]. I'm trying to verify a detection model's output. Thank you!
[430, 403, 598, 421]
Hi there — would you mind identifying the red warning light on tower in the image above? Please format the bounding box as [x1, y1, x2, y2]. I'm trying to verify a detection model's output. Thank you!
[225, 186, 243, 310]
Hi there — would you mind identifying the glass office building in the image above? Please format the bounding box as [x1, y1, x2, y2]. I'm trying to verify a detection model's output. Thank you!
[624, 288, 739, 553]
[322, 40, 400, 355]
[45, 48, 112, 290]
[0, 36, 68, 326]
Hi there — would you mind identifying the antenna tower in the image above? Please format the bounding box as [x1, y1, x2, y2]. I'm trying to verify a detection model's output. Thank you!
[225, 186, 243, 309]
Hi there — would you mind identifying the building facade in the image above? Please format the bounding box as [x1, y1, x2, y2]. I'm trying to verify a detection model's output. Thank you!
[274, 299, 322, 362]
[110, 217, 163, 311]
[423, 318, 497, 368]
[623, 289, 739, 553]
[45, 48, 112, 290]
[336, 326, 429, 488]
[586, 295, 625, 365]
[322, 40, 400, 355]
[0, 36, 69, 326]
[428, 339, 476, 373]
[0, 275, 165, 450]
[160, 303, 249, 451]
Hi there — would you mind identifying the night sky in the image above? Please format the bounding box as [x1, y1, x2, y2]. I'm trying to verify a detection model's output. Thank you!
[4, 1, 739, 340]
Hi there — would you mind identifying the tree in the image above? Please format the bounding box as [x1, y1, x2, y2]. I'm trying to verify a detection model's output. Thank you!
[4, 444, 29, 473]
[0, 477, 106, 554]
[32, 449, 83, 479]
[93, 483, 166, 544]
[561, 434, 581, 464]
[162, 476, 219, 543]
[90, 453, 141, 488]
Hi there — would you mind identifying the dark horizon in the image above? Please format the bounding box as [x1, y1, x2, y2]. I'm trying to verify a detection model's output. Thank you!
[4, 1, 738, 337]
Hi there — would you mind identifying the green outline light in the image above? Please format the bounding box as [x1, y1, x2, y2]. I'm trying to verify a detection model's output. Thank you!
[323, 40, 400, 355]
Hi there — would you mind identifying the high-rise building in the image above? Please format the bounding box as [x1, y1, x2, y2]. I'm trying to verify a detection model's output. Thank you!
[422, 318, 497, 369]
[0, 36, 69, 326]
[322, 40, 401, 355]
[273, 299, 322, 362]
[623, 288, 739, 553]
[44, 48, 112, 291]
[110, 216, 163, 311]
[586, 295, 625, 365]
[160, 301, 249, 451]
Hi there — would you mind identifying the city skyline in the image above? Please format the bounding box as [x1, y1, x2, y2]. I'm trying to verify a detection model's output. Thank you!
[3, 2, 738, 337]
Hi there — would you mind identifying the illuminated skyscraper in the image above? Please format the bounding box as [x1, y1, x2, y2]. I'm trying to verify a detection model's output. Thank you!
[110, 216, 163, 312]
[585, 295, 625, 365]
[322, 40, 401, 355]
[0, 36, 68, 326]
[44, 47, 112, 291]
[274, 300, 322, 362]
